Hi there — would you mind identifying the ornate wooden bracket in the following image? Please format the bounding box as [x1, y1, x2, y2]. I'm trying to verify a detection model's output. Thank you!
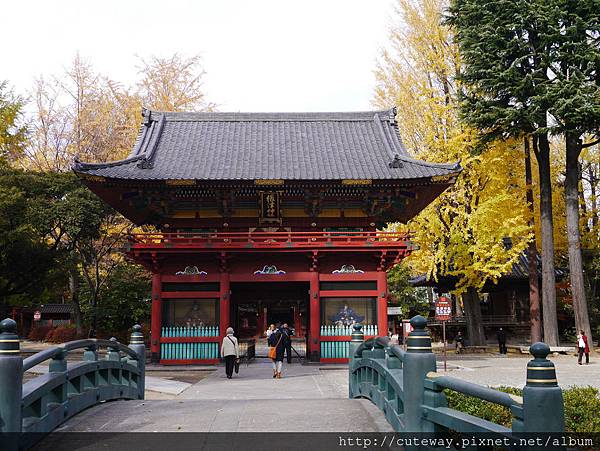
[377, 251, 388, 271]
[218, 252, 228, 273]
[310, 250, 319, 272]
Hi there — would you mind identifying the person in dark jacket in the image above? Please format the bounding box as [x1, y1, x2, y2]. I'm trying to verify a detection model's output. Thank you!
[455, 331, 465, 354]
[282, 323, 293, 364]
[269, 326, 289, 378]
[497, 328, 507, 354]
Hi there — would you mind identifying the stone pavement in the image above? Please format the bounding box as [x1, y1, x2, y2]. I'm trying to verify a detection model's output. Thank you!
[441, 353, 600, 389]
[55, 360, 392, 432]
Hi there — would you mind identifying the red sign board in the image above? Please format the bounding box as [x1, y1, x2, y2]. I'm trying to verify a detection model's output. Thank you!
[33, 310, 41, 321]
[435, 297, 452, 321]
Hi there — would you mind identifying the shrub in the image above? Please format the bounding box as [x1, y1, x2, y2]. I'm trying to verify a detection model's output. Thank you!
[44, 325, 77, 343]
[28, 325, 53, 341]
[563, 386, 600, 432]
[446, 385, 600, 432]
[444, 386, 521, 428]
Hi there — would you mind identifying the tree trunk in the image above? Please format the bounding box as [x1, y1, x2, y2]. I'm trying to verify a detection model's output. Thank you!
[535, 133, 560, 346]
[463, 287, 485, 346]
[589, 163, 598, 229]
[565, 132, 594, 350]
[68, 266, 84, 336]
[89, 290, 99, 338]
[524, 136, 542, 343]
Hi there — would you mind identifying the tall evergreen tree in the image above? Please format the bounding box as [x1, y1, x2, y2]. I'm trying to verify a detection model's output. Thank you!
[448, 0, 562, 344]
[543, 0, 600, 348]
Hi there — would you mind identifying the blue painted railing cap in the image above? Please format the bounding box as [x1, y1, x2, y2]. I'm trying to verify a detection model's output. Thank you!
[132, 324, 142, 333]
[410, 315, 427, 330]
[0, 317, 17, 334]
[530, 342, 550, 360]
[353, 323, 363, 331]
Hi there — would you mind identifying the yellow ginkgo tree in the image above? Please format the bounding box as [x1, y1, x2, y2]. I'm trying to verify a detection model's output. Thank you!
[375, 0, 531, 344]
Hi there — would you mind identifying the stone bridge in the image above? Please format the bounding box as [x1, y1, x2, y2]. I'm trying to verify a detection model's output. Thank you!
[0, 317, 565, 451]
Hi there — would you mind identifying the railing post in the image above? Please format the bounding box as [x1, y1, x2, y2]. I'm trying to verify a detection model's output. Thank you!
[403, 315, 436, 432]
[49, 349, 68, 373]
[84, 343, 98, 361]
[522, 342, 565, 433]
[107, 337, 121, 361]
[128, 324, 146, 399]
[0, 318, 23, 450]
[349, 323, 364, 398]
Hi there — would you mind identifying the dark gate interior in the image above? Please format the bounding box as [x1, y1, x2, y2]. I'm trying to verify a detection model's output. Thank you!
[230, 282, 309, 339]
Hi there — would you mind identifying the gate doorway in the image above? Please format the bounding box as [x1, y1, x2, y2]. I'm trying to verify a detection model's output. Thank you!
[230, 282, 309, 340]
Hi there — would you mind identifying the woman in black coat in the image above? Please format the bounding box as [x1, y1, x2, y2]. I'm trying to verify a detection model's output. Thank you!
[269, 327, 289, 378]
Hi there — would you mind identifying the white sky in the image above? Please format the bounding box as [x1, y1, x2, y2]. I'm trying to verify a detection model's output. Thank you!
[2, 0, 397, 112]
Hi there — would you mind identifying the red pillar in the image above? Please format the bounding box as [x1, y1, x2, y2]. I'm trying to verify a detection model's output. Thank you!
[219, 272, 230, 338]
[309, 272, 320, 360]
[377, 270, 388, 336]
[150, 273, 162, 363]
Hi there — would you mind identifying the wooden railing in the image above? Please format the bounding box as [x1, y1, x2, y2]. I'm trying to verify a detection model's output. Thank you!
[0, 319, 145, 451]
[128, 231, 413, 250]
[349, 316, 565, 437]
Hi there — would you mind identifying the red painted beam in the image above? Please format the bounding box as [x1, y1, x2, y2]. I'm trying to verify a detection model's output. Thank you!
[309, 272, 320, 360]
[377, 271, 388, 337]
[150, 274, 162, 361]
[219, 272, 230, 338]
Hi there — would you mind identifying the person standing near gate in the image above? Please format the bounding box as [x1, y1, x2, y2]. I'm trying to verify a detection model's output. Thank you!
[497, 328, 507, 354]
[221, 327, 240, 379]
[282, 323, 293, 364]
[268, 325, 288, 378]
[577, 330, 590, 365]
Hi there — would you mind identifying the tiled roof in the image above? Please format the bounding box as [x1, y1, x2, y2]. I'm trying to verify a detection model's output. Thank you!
[73, 109, 461, 181]
[38, 304, 74, 314]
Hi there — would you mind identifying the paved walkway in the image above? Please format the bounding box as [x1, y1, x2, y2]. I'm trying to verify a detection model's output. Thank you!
[55, 360, 392, 432]
[441, 353, 600, 389]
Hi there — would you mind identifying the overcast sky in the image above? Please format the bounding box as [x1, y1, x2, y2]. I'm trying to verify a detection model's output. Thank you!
[3, 0, 396, 112]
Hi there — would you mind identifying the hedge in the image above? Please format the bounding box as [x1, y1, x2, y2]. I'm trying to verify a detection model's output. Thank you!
[445, 386, 600, 432]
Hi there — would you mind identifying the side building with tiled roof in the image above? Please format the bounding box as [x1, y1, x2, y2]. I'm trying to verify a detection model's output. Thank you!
[74, 108, 461, 364]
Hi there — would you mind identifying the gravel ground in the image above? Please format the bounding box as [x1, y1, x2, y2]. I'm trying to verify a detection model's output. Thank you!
[440, 353, 599, 389]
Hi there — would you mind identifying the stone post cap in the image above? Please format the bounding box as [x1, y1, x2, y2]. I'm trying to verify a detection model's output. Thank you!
[351, 323, 364, 341]
[407, 315, 432, 353]
[0, 318, 20, 355]
[526, 342, 557, 387]
[129, 324, 145, 345]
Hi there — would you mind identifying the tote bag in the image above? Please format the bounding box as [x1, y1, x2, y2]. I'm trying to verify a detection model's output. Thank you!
[268, 334, 282, 360]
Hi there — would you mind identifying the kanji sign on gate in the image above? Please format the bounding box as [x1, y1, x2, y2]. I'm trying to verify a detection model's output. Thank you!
[33, 311, 41, 321]
[435, 297, 452, 321]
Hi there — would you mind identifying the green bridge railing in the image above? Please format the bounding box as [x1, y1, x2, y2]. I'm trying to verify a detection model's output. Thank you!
[349, 316, 565, 440]
[0, 318, 146, 451]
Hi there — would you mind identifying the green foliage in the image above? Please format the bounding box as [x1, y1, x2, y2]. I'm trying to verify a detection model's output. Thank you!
[444, 386, 522, 427]
[446, 385, 600, 432]
[387, 264, 430, 316]
[80, 262, 151, 335]
[0, 164, 60, 304]
[563, 386, 600, 432]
